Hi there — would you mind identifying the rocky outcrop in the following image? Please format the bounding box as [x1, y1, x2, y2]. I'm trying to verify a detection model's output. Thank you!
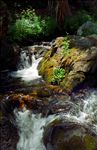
[38, 35, 97, 92]
[43, 121, 97, 150]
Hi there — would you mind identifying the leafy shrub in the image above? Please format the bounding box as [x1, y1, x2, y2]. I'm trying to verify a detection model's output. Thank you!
[9, 9, 57, 41]
[9, 9, 43, 41]
[64, 10, 94, 33]
[52, 68, 65, 84]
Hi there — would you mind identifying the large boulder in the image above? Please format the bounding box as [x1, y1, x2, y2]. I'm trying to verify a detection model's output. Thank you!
[43, 121, 97, 150]
[38, 36, 97, 92]
[77, 21, 97, 36]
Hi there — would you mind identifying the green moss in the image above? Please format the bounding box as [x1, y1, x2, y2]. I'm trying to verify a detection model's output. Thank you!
[84, 135, 97, 150]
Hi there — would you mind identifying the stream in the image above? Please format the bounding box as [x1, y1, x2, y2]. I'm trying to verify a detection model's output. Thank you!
[0, 46, 97, 150]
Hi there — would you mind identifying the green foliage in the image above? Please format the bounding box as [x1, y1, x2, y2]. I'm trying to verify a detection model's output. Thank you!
[42, 16, 57, 36]
[9, 9, 57, 41]
[62, 37, 70, 55]
[52, 68, 65, 84]
[64, 10, 95, 33]
[9, 9, 43, 41]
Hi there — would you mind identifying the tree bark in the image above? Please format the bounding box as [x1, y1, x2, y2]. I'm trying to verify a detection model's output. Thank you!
[48, 0, 72, 26]
[55, 0, 72, 25]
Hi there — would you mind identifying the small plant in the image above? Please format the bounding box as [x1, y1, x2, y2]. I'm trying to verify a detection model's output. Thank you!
[52, 67, 65, 84]
[62, 37, 70, 55]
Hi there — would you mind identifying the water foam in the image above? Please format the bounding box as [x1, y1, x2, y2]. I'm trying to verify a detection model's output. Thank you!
[15, 90, 97, 150]
[10, 54, 42, 81]
[63, 90, 97, 131]
[15, 109, 58, 150]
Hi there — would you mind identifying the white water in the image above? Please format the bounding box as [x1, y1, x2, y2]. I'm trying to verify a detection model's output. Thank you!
[15, 90, 97, 150]
[15, 109, 59, 150]
[10, 49, 97, 149]
[10, 53, 42, 81]
[64, 90, 97, 130]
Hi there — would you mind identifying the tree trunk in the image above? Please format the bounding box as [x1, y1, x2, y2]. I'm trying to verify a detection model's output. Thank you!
[48, 0, 57, 16]
[55, 0, 72, 25]
[48, 0, 72, 26]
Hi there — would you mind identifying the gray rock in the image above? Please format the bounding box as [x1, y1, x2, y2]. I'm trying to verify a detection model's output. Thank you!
[77, 21, 97, 36]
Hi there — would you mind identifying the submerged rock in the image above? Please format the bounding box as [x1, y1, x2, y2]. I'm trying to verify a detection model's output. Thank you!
[38, 36, 97, 92]
[43, 121, 97, 150]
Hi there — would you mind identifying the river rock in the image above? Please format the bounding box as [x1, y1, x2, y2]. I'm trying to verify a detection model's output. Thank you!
[27, 43, 51, 59]
[38, 36, 97, 92]
[0, 84, 70, 116]
[77, 21, 97, 36]
[43, 121, 97, 150]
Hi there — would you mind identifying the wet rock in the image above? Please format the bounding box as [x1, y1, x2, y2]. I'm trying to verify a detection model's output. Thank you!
[0, 84, 70, 115]
[43, 121, 97, 150]
[39, 36, 97, 92]
[27, 44, 51, 59]
[0, 118, 19, 150]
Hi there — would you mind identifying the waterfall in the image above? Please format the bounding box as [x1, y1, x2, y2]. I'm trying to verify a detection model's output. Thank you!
[10, 50, 42, 81]
[1, 45, 97, 149]
[15, 109, 58, 150]
[15, 90, 97, 150]
[17, 50, 32, 70]
[62, 90, 97, 131]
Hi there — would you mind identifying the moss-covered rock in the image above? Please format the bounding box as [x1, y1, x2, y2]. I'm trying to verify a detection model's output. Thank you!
[43, 121, 97, 150]
[38, 36, 97, 92]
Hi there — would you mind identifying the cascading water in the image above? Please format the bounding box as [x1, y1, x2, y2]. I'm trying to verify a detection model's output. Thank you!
[10, 50, 42, 81]
[17, 50, 32, 69]
[15, 90, 97, 150]
[1, 45, 97, 150]
[64, 90, 97, 131]
[8, 48, 97, 149]
[15, 109, 59, 150]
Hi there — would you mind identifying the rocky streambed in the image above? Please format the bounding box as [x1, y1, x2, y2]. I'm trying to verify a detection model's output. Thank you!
[0, 35, 97, 150]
